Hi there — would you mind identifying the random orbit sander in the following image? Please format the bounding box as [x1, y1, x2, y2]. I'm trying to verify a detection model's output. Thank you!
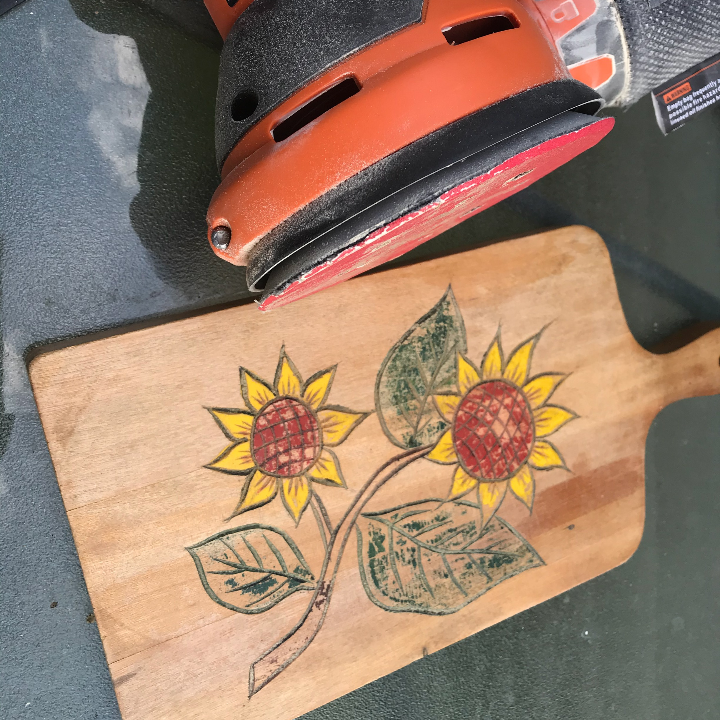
[202, 0, 720, 311]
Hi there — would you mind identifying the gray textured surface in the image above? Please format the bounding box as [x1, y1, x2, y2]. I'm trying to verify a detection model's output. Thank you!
[0, 1, 719, 719]
[616, 0, 720, 105]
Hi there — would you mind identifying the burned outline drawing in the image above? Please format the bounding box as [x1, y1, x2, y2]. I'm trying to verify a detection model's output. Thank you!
[188, 287, 577, 696]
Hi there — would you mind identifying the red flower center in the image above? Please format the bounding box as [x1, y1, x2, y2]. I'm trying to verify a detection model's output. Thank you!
[251, 397, 322, 477]
[453, 380, 534, 481]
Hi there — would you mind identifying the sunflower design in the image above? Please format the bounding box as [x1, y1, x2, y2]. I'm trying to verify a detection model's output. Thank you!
[206, 349, 370, 524]
[426, 329, 577, 526]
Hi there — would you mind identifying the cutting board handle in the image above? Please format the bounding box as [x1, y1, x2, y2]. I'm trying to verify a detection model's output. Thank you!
[658, 327, 720, 407]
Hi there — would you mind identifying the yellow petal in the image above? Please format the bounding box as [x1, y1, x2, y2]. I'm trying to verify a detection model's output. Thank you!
[478, 480, 508, 527]
[274, 351, 302, 397]
[206, 442, 256, 474]
[457, 353, 480, 394]
[241, 369, 275, 411]
[481, 331, 504, 380]
[503, 333, 539, 387]
[509, 465, 534, 510]
[317, 407, 368, 446]
[231, 470, 278, 517]
[306, 448, 346, 487]
[426, 429, 458, 464]
[448, 465, 477, 500]
[523, 373, 566, 409]
[529, 440, 567, 470]
[434, 394, 461, 422]
[208, 409, 254, 441]
[282, 476, 311, 524]
[533, 405, 577, 438]
[303, 367, 336, 409]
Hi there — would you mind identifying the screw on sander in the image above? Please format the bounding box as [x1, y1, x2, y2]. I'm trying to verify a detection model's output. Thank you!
[210, 226, 231, 251]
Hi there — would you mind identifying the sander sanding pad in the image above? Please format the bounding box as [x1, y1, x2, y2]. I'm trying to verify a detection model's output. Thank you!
[258, 111, 613, 310]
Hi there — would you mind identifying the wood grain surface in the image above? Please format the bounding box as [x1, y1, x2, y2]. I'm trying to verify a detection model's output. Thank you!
[30, 227, 720, 720]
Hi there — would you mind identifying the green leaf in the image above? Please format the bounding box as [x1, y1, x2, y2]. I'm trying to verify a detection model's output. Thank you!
[375, 287, 467, 449]
[187, 524, 315, 614]
[357, 499, 543, 614]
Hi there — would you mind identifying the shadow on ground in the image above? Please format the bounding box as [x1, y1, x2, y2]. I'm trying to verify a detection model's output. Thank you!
[68, 0, 246, 301]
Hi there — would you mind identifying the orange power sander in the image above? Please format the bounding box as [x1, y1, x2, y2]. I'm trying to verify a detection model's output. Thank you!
[202, 0, 719, 310]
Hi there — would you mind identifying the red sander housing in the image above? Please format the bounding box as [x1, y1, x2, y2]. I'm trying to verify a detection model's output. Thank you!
[204, 0, 625, 310]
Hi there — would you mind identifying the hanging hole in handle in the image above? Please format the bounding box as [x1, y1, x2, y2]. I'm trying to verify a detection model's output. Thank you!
[443, 14, 519, 46]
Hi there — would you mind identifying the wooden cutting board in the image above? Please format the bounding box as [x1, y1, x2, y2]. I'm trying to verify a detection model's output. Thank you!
[30, 226, 719, 720]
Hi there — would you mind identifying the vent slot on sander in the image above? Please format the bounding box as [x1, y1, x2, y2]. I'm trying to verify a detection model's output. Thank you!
[442, 14, 518, 46]
[273, 77, 361, 142]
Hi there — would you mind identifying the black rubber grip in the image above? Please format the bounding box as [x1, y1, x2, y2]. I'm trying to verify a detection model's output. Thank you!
[615, 0, 720, 105]
[215, 0, 424, 168]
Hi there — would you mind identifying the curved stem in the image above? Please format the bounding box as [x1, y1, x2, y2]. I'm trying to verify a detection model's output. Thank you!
[249, 445, 431, 696]
[312, 492, 334, 536]
[308, 493, 328, 552]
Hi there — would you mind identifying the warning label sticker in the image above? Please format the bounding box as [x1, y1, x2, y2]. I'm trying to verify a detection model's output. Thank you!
[652, 52, 720, 135]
